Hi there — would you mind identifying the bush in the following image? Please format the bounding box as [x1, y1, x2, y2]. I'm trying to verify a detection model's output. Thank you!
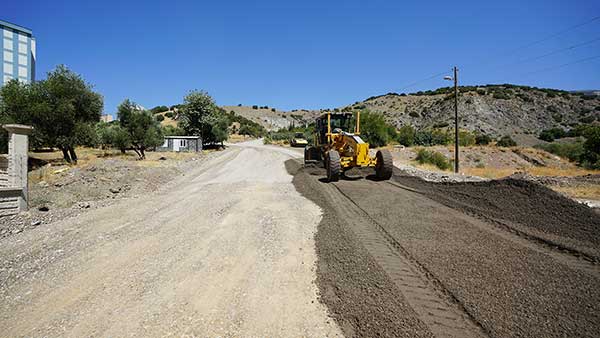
[252, 105, 258, 109]
[535, 141, 584, 163]
[156, 114, 165, 122]
[408, 111, 420, 118]
[357, 111, 396, 147]
[475, 133, 492, 145]
[539, 128, 566, 142]
[497, 135, 517, 147]
[397, 125, 416, 146]
[165, 112, 174, 118]
[415, 148, 451, 170]
[458, 130, 476, 146]
[580, 126, 600, 169]
[492, 92, 510, 100]
[150, 105, 169, 114]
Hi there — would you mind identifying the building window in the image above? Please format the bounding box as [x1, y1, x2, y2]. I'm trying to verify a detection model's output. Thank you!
[18, 42, 27, 54]
[3, 50, 13, 61]
[18, 33, 27, 42]
[4, 62, 13, 74]
[3, 38, 12, 50]
[3, 74, 12, 84]
[18, 54, 27, 66]
[3, 29, 13, 38]
[18, 66, 27, 78]
[180, 139, 187, 147]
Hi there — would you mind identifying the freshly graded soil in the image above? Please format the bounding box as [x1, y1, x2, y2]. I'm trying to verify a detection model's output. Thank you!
[289, 160, 600, 338]
[286, 160, 434, 338]
[391, 169, 600, 261]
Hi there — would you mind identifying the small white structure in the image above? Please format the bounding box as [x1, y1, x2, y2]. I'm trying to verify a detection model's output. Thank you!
[158, 136, 202, 152]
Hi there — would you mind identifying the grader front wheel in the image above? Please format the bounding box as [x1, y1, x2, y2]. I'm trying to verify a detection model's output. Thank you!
[375, 149, 393, 180]
[326, 150, 341, 182]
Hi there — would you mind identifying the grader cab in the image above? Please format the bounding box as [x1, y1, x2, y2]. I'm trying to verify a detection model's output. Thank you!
[304, 112, 393, 182]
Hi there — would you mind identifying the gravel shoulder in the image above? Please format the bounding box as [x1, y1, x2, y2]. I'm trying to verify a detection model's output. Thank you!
[0, 141, 341, 337]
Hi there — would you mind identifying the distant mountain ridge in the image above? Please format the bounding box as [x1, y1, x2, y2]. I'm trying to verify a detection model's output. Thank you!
[343, 84, 600, 145]
[223, 84, 600, 145]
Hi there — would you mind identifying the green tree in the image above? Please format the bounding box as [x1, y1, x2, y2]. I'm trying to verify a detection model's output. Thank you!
[0, 79, 33, 152]
[357, 111, 394, 147]
[0, 65, 103, 163]
[96, 122, 130, 153]
[117, 100, 163, 159]
[180, 90, 228, 145]
[161, 125, 185, 136]
[397, 125, 416, 146]
[580, 126, 600, 169]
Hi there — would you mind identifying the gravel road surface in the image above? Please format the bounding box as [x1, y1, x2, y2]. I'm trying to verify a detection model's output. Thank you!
[0, 140, 341, 337]
[289, 161, 600, 338]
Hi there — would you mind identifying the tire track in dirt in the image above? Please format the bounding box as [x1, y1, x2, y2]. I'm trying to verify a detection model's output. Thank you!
[385, 180, 600, 278]
[323, 182, 488, 338]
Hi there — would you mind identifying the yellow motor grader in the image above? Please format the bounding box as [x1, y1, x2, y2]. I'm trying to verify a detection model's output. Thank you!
[304, 111, 393, 182]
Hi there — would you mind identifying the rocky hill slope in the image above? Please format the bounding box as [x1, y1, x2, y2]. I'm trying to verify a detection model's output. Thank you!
[344, 85, 600, 144]
[193, 85, 599, 144]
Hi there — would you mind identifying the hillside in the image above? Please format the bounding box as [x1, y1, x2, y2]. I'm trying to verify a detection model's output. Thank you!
[222, 105, 320, 131]
[158, 85, 600, 144]
[345, 85, 600, 145]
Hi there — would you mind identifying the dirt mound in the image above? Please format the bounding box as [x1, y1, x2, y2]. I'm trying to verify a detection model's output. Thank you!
[393, 169, 600, 261]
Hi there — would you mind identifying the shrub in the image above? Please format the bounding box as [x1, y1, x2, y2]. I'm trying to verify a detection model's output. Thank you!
[458, 130, 476, 146]
[408, 111, 420, 118]
[150, 105, 169, 114]
[414, 130, 433, 146]
[580, 126, 600, 169]
[415, 148, 451, 170]
[497, 135, 517, 147]
[252, 105, 258, 109]
[358, 111, 395, 147]
[535, 141, 584, 163]
[475, 133, 492, 145]
[431, 129, 451, 145]
[165, 112, 174, 118]
[397, 125, 416, 146]
[492, 92, 510, 100]
[155, 114, 165, 122]
[539, 128, 566, 142]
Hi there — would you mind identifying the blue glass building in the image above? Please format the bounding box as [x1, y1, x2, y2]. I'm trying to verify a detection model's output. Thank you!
[0, 20, 35, 86]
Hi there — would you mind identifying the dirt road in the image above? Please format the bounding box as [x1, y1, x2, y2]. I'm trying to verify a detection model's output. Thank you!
[0, 140, 341, 337]
[288, 161, 600, 338]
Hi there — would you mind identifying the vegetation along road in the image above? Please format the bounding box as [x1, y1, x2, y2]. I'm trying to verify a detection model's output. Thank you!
[1, 139, 599, 337]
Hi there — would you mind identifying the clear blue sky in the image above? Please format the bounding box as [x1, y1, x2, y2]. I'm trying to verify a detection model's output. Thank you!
[4, 0, 600, 114]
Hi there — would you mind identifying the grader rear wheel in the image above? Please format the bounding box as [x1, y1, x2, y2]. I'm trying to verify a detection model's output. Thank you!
[326, 150, 341, 182]
[375, 149, 393, 180]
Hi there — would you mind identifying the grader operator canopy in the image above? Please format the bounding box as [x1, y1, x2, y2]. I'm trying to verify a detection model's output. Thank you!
[304, 111, 393, 182]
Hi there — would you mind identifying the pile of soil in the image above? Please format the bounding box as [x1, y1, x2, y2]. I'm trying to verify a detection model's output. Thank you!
[1, 153, 204, 239]
[393, 169, 600, 261]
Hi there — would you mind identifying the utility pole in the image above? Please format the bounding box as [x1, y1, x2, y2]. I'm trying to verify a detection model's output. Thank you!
[453, 66, 459, 174]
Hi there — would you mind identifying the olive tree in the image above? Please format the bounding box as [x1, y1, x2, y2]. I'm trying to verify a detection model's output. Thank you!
[0, 65, 103, 163]
[117, 99, 163, 159]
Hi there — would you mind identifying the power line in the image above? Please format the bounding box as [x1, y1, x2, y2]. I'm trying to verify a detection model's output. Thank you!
[397, 70, 449, 92]
[520, 54, 600, 77]
[506, 36, 600, 66]
[504, 15, 600, 56]
[395, 16, 600, 93]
